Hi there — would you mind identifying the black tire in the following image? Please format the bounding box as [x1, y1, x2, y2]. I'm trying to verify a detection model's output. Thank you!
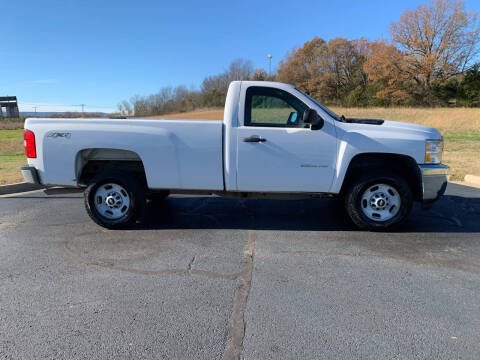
[344, 173, 413, 231]
[84, 171, 146, 229]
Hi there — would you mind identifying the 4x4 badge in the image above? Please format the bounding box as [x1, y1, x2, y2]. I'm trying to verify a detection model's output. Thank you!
[47, 132, 71, 139]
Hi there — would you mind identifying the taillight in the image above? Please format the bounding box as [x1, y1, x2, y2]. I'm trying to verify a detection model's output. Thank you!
[24, 129, 36, 158]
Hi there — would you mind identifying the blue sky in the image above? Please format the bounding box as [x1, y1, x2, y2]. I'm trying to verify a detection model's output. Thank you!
[2, 0, 480, 113]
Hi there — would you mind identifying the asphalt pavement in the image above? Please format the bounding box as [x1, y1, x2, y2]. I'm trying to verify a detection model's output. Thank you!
[0, 183, 479, 359]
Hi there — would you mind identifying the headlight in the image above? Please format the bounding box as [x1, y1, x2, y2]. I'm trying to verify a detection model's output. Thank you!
[425, 139, 443, 164]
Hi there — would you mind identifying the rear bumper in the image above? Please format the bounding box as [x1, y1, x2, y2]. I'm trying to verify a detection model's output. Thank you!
[419, 164, 448, 205]
[20, 165, 41, 185]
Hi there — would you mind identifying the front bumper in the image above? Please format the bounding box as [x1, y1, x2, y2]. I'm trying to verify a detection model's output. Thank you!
[20, 165, 41, 185]
[419, 164, 448, 205]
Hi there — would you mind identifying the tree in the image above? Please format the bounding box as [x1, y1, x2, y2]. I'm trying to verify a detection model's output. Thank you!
[277, 37, 329, 100]
[457, 63, 480, 106]
[201, 58, 253, 107]
[117, 102, 124, 115]
[363, 40, 412, 104]
[327, 37, 369, 100]
[253, 68, 268, 81]
[228, 58, 254, 81]
[390, 0, 480, 103]
[130, 95, 149, 116]
[117, 100, 133, 116]
[277, 37, 368, 104]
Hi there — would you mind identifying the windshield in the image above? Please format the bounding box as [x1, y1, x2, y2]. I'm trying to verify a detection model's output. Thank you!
[294, 87, 341, 121]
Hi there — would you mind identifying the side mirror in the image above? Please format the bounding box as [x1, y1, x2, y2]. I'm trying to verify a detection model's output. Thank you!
[303, 109, 324, 130]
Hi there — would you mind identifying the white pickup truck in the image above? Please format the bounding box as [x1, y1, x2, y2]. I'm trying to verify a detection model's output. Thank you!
[21, 81, 448, 230]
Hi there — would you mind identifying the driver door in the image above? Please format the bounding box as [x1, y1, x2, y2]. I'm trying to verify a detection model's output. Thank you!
[236, 86, 337, 192]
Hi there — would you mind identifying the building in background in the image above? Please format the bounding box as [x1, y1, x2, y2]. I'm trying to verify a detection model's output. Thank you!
[0, 97, 20, 118]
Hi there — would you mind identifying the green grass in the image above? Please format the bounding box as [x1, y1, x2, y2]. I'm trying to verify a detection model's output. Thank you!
[443, 131, 480, 142]
[0, 129, 23, 141]
[0, 129, 26, 184]
[0, 152, 24, 161]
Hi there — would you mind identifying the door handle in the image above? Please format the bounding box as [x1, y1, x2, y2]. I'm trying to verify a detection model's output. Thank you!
[243, 135, 267, 143]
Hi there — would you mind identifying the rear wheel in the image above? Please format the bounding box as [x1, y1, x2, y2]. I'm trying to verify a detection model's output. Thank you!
[84, 171, 146, 229]
[345, 173, 412, 231]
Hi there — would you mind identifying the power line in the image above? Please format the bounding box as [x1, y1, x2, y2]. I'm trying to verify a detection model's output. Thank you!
[19, 102, 114, 109]
[17, 102, 115, 114]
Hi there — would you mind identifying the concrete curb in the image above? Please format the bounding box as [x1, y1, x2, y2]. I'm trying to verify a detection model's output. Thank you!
[465, 174, 480, 187]
[0, 182, 44, 195]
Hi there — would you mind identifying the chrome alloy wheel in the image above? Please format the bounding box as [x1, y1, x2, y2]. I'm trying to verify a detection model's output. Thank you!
[360, 183, 401, 221]
[94, 183, 131, 220]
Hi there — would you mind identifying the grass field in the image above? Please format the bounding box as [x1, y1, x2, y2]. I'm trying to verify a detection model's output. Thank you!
[0, 129, 25, 185]
[0, 118, 26, 130]
[1, 107, 479, 184]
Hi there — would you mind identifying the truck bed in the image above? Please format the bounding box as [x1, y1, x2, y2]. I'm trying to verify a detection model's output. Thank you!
[25, 117, 225, 190]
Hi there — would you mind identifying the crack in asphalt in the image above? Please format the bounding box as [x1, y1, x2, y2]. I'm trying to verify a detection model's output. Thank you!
[222, 230, 256, 360]
[187, 255, 196, 270]
[61, 229, 258, 358]
[62, 242, 240, 280]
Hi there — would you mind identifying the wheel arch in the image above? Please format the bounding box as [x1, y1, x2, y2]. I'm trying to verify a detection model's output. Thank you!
[75, 148, 147, 187]
[340, 153, 422, 201]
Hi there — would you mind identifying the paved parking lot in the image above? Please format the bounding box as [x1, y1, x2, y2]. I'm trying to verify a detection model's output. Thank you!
[1, 183, 480, 359]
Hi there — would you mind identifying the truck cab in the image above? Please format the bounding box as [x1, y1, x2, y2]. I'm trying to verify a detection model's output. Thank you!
[223, 81, 338, 193]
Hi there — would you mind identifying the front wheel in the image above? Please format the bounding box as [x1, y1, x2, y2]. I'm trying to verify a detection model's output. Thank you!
[344, 173, 413, 231]
[84, 171, 146, 229]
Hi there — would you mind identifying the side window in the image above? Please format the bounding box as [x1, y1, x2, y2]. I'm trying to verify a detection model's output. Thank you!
[245, 87, 308, 127]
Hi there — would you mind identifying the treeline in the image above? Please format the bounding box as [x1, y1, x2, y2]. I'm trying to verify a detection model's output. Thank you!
[118, 59, 264, 116]
[119, 0, 480, 116]
[47, 112, 109, 118]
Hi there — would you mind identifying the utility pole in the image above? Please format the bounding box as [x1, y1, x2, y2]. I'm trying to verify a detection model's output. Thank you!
[267, 54, 272, 77]
[80, 104, 85, 113]
[33, 106, 37, 114]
